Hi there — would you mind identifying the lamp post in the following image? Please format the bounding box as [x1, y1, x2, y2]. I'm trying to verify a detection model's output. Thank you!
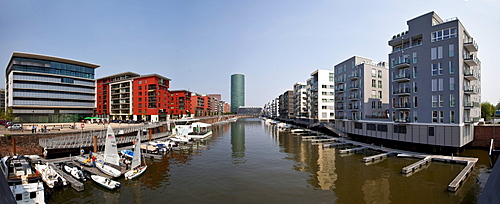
[32, 110, 34, 126]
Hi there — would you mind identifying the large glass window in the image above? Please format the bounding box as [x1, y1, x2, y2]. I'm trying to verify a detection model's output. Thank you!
[449, 44, 455, 57]
[431, 27, 457, 42]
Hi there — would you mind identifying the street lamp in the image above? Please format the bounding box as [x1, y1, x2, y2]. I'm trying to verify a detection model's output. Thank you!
[32, 110, 34, 126]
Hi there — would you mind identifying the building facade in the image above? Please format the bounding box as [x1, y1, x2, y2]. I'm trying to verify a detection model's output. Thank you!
[307, 69, 335, 122]
[278, 90, 294, 121]
[231, 74, 245, 113]
[168, 90, 193, 119]
[335, 12, 480, 148]
[5, 52, 99, 123]
[293, 82, 308, 120]
[96, 72, 170, 122]
[334, 56, 389, 121]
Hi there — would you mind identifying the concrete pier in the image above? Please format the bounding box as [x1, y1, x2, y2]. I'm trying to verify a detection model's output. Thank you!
[48, 163, 84, 192]
[402, 156, 432, 174]
[323, 142, 352, 148]
[363, 152, 396, 163]
[339, 146, 368, 154]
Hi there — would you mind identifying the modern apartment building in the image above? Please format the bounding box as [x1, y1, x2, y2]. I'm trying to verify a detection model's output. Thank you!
[307, 69, 335, 122]
[96, 72, 170, 122]
[278, 90, 294, 121]
[335, 12, 480, 148]
[333, 56, 389, 121]
[5, 52, 99, 123]
[168, 90, 193, 118]
[293, 82, 308, 120]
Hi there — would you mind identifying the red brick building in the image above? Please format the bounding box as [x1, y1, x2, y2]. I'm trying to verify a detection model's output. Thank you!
[168, 90, 193, 119]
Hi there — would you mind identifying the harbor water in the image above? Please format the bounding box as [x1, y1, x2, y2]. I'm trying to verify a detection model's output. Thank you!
[48, 118, 489, 203]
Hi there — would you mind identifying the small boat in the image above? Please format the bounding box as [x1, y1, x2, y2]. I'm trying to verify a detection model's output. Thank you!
[170, 135, 190, 143]
[1, 155, 45, 204]
[96, 126, 122, 178]
[62, 163, 86, 182]
[120, 150, 134, 159]
[35, 163, 67, 188]
[73, 155, 93, 167]
[124, 131, 148, 180]
[90, 174, 120, 190]
[187, 122, 213, 140]
[291, 129, 313, 135]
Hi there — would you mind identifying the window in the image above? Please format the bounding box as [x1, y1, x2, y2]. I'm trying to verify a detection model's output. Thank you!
[432, 95, 438, 107]
[414, 96, 418, 108]
[438, 62, 443, 75]
[372, 69, 377, 77]
[449, 77, 455, 90]
[413, 52, 417, 63]
[449, 44, 455, 57]
[372, 90, 377, 98]
[450, 111, 455, 123]
[413, 81, 417, 93]
[367, 123, 376, 131]
[439, 111, 444, 123]
[432, 79, 437, 91]
[378, 70, 383, 78]
[138, 103, 142, 108]
[138, 80, 142, 84]
[372, 79, 376, 88]
[138, 98, 142, 102]
[378, 80, 382, 88]
[439, 95, 443, 107]
[449, 61, 454, 74]
[428, 127, 435, 136]
[432, 111, 438, 123]
[413, 67, 417, 78]
[431, 47, 437, 60]
[354, 122, 363, 129]
[329, 73, 334, 81]
[378, 91, 382, 99]
[438, 46, 443, 59]
[431, 27, 457, 42]
[432, 63, 438, 76]
[413, 111, 418, 122]
[450, 94, 455, 107]
[138, 86, 142, 90]
[377, 124, 388, 132]
[138, 92, 142, 96]
[438, 78, 443, 91]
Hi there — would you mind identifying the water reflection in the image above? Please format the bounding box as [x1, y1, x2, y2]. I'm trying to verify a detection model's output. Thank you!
[230, 122, 245, 163]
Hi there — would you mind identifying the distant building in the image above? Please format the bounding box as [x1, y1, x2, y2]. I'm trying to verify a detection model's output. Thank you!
[0, 89, 5, 110]
[5, 52, 99, 123]
[237, 106, 262, 116]
[231, 74, 245, 113]
[293, 82, 308, 120]
[278, 90, 294, 120]
[168, 90, 193, 118]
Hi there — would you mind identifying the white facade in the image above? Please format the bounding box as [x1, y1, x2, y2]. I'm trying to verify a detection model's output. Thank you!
[293, 82, 308, 120]
[307, 69, 335, 122]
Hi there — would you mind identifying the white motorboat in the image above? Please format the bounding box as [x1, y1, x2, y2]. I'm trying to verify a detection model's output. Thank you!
[124, 131, 148, 180]
[90, 174, 120, 190]
[170, 135, 190, 143]
[35, 163, 67, 188]
[1, 155, 45, 204]
[62, 163, 86, 182]
[291, 129, 313, 135]
[96, 125, 122, 178]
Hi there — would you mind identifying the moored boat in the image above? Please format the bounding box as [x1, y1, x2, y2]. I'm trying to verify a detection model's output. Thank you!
[62, 163, 86, 182]
[124, 131, 148, 180]
[35, 163, 67, 188]
[90, 174, 120, 190]
[1, 155, 45, 204]
[96, 125, 122, 178]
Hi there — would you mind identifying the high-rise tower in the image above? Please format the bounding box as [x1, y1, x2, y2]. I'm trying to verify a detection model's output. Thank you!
[231, 74, 245, 113]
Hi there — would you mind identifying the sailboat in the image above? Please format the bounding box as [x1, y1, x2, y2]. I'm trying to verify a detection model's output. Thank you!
[124, 130, 147, 180]
[96, 125, 122, 178]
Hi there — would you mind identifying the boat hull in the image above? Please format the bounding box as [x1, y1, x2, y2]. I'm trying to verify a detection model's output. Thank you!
[124, 165, 147, 180]
[96, 163, 122, 178]
[90, 175, 120, 190]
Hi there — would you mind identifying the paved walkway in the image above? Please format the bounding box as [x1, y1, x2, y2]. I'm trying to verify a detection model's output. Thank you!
[0, 122, 146, 136]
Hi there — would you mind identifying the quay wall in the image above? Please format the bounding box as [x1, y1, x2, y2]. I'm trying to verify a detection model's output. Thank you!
[470, 125, 500, 148]
[0, 115, 241, 156]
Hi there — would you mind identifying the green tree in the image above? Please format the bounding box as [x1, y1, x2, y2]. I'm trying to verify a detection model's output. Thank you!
[481, 102, 496, 121]
[0, 108, 15, 121]
[496, 101, 500, 112]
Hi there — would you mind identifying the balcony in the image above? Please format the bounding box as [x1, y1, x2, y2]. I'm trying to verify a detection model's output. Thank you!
[394, 60, 410, 69]
[348, 84, 359, 90]
[335, 96, 345, 101]
[464, 101, 480, 109]
[393, 117, 411, 123]
[348, 106, 360, 110]
[393, 73, 410, 82]
[393, 102, 411, 109]
[348, 95, 361, 100]
[464, 39, 479, 52]
[464, 55, 480, 66]
[335, 80, 345, 84]
[393, 88, 411, 95]
[463, 69, 479, 80]
[464, 117, 480, 123]
[335, 88, 344, 92]
[335, 106, 344, 110]
[335, 116, 347, 120]
[348, 74, 360, 80]
[464, 85, 479, 94]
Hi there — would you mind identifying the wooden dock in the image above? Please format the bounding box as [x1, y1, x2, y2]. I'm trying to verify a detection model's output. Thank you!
[48, 163, 84, 192]
[323, 142, 352, 148]
[309, 138, 341, 145]
[301, 136, 330, 140]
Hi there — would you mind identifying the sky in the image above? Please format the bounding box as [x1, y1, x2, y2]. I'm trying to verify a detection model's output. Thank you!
[1, 0, 499, 106]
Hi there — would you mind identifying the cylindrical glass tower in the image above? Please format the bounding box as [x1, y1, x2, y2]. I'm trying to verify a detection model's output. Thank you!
[231, 74, 245, 113]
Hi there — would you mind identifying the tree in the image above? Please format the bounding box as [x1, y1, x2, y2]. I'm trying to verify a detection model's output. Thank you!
[496, 101, 500, 112]
[481, 102, 496, 121]
[0, 108, 15, 121]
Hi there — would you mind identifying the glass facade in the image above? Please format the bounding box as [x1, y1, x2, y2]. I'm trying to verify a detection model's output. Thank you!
[11, 57, 95, 79]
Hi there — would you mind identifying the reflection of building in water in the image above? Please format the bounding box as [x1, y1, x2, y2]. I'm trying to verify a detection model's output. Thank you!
[231, 122, 245, 163]
[362, 178, 390, 203]
[316, 145, 337, 190]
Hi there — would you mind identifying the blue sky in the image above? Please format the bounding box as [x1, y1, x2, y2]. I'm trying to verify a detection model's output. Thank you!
[1, 0, 499, 106]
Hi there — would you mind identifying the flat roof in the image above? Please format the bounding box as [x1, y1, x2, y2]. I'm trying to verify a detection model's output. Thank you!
[11, 52, 100, 68]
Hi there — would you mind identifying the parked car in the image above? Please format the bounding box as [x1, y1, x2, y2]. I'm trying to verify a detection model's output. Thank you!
[8, 124, 23, 130]
[4, 122, 13, 128]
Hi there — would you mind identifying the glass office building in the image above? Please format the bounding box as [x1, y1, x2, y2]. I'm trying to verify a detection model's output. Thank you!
[231, 74, 245, 113]
[5, 52, 100, 123]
